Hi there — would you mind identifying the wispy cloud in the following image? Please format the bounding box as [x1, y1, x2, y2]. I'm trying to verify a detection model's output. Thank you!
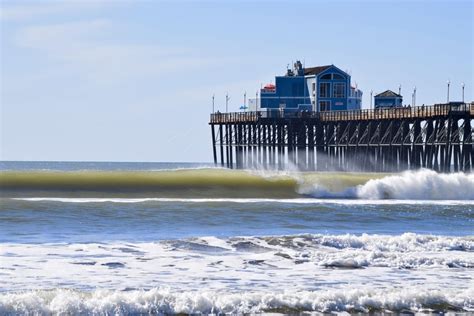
[14, 18, 217, 85]
[0, 1, 108, 21]
[16, 19, 111, 48]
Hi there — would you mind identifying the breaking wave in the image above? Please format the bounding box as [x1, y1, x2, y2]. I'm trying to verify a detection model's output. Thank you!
[1, 287, 473, 314]
[300, 169, 474, 200]
[1, 168, 473, 200]
[356, 169, 474, 200]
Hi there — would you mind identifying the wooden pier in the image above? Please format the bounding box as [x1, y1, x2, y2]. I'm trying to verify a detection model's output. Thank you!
[209, 103, 474, 172]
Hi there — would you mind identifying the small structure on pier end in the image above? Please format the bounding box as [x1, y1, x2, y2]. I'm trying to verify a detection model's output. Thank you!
[374, 90, 403, 108]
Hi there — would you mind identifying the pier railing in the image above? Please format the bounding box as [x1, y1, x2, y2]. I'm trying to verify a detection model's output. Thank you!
[210, 103, 474, 124]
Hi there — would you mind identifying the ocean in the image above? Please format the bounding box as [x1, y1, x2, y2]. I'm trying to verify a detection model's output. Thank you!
[0, 161, 473, 314]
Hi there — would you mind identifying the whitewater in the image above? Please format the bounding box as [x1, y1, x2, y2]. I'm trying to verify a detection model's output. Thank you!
[0, 161, 473, 314]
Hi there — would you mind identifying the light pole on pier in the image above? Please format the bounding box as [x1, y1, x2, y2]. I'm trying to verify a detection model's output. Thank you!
[370, 90, 373, 109]
[226, 93, 230, 113]
[398, 84, 401, 96]
[462, 82, 465, 103]
[256, 91, 259, 110]
[244, 92, 247, 111]
[413, 86, 416, 107]
[447, 80, 450, 103]
[212, 94, 215, 113]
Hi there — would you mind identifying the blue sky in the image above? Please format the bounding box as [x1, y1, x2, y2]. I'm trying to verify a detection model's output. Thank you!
[1, 0, 472, 162]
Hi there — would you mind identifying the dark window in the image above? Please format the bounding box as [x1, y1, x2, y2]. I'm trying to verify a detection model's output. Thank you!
[319, 83, 330, 98]
[333, 83, 346, 98]
[333, 73, 345, 80]
[319, 101, 330, 111]
[321, 74, 332, 80]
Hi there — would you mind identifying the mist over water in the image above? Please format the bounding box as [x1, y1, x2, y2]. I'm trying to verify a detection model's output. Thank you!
[0, 162, 473, 313]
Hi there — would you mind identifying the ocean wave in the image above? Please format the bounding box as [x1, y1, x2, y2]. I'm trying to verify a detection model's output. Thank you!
[1, 287, 473, 314]
[0, 168, 299, 199]
[1, 168, 473, 200]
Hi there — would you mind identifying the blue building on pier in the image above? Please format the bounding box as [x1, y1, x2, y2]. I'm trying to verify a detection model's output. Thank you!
[259, 61, 362, 112]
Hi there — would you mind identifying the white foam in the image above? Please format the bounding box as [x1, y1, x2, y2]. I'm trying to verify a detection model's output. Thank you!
[1, 287, 473, 314]
[1, 233, 473, 297]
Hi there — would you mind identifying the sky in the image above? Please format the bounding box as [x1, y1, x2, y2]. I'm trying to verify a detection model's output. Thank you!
[0, 0, 473, 162]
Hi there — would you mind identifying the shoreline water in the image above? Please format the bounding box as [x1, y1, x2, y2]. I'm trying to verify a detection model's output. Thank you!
[0, 162, 473, 314]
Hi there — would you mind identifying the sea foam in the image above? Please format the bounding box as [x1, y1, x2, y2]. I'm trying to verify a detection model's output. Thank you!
[2, 233, 473, 295]
[1, 287, 473, 314]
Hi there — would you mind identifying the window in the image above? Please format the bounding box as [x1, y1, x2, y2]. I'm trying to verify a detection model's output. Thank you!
[333, 83, 346, 98]
[312, 82, 316, 95]
[333, 73, 345, 80]
[319, 101, 330, 112]
[321, 74, 332, 80]
[319, 82, 330, 98]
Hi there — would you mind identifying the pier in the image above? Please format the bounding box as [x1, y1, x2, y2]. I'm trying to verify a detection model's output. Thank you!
[209, 103, 474, 172]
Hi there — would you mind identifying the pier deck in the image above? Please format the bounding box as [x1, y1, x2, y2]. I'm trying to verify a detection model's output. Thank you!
[209, 103, 474, 172]
[211, 103, 474, 124]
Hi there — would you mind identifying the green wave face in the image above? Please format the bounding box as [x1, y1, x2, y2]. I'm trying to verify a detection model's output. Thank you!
[0, 169, 296, 198]
[0, 169, 385, 198]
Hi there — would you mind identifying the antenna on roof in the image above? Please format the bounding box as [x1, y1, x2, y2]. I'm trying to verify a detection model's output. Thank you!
[399, 84, 401, 95]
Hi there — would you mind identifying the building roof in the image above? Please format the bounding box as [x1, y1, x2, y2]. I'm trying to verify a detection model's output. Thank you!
[304, 65, 332, 76]
[375, 90, 402, 98]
